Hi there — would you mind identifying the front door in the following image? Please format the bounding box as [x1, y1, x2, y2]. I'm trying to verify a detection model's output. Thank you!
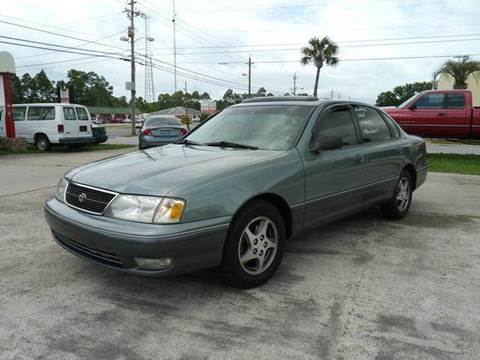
[400, 92, 447, 137]
[301, 104, 365, 229]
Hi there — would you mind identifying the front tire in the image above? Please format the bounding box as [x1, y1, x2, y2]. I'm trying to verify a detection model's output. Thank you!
[381, 170, 413, 219]
[222, 200, 286, 288]
[35, 135, 51, 151]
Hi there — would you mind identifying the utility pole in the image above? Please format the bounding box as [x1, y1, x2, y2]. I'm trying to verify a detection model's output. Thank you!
[172, 0, 177, 92]
[141, 13, 155, 104]
[184, 81, 190, 130]
[248, 56, 252, 98]
[293, 73, 297, 96]
[124, 0, 140, 136]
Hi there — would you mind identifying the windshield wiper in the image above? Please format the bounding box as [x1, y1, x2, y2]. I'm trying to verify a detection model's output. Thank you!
[206, 141, 258, 150]
[175, 139, 204, 146]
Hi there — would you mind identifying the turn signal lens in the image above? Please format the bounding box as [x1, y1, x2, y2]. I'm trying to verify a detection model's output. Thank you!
[179, 128, 187, 136]
[153, 198, 185, 224]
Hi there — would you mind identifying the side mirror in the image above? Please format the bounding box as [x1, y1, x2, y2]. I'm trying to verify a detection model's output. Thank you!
[409, 103, 417, 110]
[310, 135, 343, 153]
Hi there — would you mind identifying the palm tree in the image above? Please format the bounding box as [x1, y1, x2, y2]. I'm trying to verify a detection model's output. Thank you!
[301, 37, 339, 97]
[438, 56, 480, 89]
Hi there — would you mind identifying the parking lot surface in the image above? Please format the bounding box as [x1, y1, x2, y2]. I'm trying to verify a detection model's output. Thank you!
[1, 150, 479, 359]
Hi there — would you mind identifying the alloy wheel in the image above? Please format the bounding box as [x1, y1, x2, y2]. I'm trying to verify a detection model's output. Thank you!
[237, 216, 278, 276]
[396, 177, 410, 212]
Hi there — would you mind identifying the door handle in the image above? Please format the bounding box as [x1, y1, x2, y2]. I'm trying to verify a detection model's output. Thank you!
[437, 113, 445, 116]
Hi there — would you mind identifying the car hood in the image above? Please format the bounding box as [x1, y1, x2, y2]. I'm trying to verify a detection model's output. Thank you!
[67, 144, 285, 196]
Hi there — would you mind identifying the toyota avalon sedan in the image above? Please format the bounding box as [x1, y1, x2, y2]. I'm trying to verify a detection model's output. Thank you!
[44, 97, 428, 288]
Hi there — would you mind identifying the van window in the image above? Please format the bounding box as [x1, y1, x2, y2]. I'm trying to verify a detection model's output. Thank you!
[63, 107, 77, 120]
[76, 107, 90, 121]
[352, 105, 392, 142]
[13, 107, 27, 121]
[27, 107, 55, 121]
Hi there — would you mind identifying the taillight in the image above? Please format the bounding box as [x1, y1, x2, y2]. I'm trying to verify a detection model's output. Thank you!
[57, 124, 64, 133]
[142, 128, 152, 136]
[179, 128, 187, 136]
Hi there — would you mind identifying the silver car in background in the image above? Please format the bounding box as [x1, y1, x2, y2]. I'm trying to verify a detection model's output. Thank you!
[139, 115, 187, 149]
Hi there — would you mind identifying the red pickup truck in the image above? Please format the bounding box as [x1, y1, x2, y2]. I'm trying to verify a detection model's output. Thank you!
[383, 89, 480, 139]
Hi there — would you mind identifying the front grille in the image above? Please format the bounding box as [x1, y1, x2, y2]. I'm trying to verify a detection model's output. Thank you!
[54, 232, 123, 267]
[65, 182, 116, 214]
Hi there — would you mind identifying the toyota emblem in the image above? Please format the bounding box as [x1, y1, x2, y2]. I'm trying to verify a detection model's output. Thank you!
[78, 193, 87, 203]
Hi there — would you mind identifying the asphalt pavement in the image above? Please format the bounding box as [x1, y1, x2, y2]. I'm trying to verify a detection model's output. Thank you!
[1, 149, 479, 359]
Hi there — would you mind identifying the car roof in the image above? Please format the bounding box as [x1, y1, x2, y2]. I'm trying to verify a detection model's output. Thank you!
[233, 97, 375, 109]
[12, 103, 88, 107]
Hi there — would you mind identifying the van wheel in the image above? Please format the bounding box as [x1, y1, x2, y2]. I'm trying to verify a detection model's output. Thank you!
[222, 200, 286, 288]
[35, 135, 51, 151]
[381, 170, 413, 219]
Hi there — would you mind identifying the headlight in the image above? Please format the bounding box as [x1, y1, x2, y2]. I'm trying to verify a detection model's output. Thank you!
[104, 195, 185, 224]
[55, 177, 68, 202]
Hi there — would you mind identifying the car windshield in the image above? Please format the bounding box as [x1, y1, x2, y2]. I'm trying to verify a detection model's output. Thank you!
[147, 117, 180, 127]
[184, 105, 314, 150]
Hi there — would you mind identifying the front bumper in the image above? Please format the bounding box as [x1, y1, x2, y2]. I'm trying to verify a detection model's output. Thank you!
[44, 197, 230, 276]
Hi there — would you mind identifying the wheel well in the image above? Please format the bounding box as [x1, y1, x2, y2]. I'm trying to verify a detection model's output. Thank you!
[34, 133, 48, 142]
[403, 164, 417, 190]
[234, 193, 293, 239]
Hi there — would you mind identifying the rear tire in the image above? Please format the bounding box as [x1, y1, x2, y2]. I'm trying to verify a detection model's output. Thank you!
[381, 170, 413, 220]
[35, 135, 50, 151]
[222, 200, 286, 288]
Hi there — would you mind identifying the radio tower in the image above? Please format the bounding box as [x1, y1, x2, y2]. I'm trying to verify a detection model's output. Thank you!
[141, 13, 155, 104]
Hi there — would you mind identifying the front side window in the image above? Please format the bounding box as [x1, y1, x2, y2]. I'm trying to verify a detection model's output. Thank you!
[414, 93, 445, 109]
[186, 105, 314, 150]
[63, 107, 77, 120]
[352, 105, 391, 142]
[27, 107, 55, 121]
[76, 107, 90, 120]
[446, 93, 465, 108]
[314, 106, 358, 147]
[13, 107, 26, 121]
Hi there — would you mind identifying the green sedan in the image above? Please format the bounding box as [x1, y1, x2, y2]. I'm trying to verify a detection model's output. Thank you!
[44, 97, 428, 288]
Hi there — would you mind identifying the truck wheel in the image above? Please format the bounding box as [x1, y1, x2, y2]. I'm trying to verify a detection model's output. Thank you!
[222, 200, 286, 288]
[381, 170, 413, 220]
[35, 135, 51, 151]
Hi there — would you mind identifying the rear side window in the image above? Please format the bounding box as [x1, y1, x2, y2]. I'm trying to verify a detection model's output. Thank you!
[315, 105, 358, 147]
[380, 112, 401, 138]
[27, 107, 55, 121]
[76, 107, 90, 120]
[63, 107, 77, 120]
[447, 94, 465, 108]
[13, 107, 26, 121]
[414, 93, 445, 109]
[352, 105, 391, 142]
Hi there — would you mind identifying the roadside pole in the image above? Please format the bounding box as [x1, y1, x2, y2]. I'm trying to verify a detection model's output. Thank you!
[126, 0, 138, 136]
[248, 56, 252, 98]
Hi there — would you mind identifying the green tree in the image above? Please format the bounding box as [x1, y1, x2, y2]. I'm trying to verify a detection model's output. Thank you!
[301, 36, 339, 97]
[438, 56, 480, 89]
[10, 74, 23, 103]
[33, 70, 55, 102]
[375, 81, 432, 107]
[200, 92, 210, 100]
[66, 69, 115, 106]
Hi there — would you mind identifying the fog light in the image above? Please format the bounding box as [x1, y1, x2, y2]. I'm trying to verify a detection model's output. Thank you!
[135, 257, 172, 270]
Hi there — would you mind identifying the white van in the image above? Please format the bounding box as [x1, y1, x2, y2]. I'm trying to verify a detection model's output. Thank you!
[0, 103, 95, 151]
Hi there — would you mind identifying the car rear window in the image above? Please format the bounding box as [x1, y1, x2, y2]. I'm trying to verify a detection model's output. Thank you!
[147, 117, 181, 127]
[63, 107, 77, 120]
[27, 107, 55, 121]
[76, 107, 90, 120]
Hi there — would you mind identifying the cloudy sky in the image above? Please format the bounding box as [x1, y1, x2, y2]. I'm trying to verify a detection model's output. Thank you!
[1, 0, 479, 103]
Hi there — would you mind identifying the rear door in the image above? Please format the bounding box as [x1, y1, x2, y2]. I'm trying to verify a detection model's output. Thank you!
[12, 106, 28, 140]
[62, 106, 78, 137]
[405, 92, 447, 137]
[446, 93, 470, 138]
[351, 104, 402, 203]
[302, 104, 365, 229]
[75, 106, 92, 138]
